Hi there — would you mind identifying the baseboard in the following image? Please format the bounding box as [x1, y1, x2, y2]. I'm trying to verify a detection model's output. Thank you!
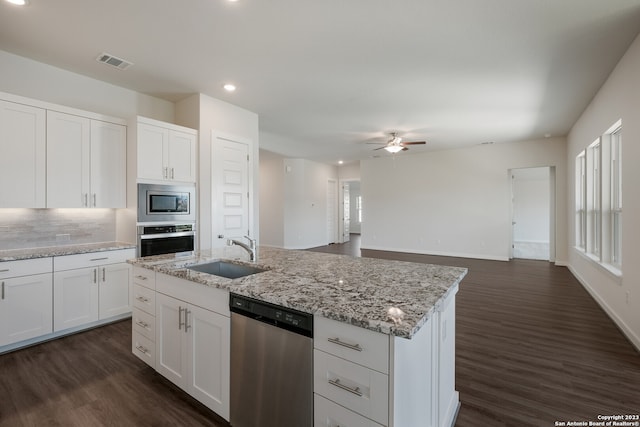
[361, 245, 510, 262]
[568, 265, 640, 353]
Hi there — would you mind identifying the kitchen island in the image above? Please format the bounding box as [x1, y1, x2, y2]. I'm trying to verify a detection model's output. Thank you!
[129, 246, 467, 427]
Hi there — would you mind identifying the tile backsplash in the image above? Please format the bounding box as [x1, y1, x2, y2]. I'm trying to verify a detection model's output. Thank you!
[0, 209, 116, 250]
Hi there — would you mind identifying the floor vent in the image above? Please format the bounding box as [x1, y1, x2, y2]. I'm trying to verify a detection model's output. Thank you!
[96, 52, 133, 70]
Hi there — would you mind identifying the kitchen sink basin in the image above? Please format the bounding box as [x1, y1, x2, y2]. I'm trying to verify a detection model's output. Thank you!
[187, 261, 266, 279]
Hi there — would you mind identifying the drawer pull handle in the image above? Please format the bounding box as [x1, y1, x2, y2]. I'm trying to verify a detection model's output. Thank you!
[136, 320, 149, 329]
[135, 344, 150, 356]
[328, 337, 362, 352]
[90, 257, 109, 262]
[0, 269, 9, 273]
[135, 275, 148, 280]
[136, 296, 149, 303]
[328, 378, 362, 397]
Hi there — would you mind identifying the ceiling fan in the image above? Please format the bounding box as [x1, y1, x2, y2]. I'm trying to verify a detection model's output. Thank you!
[369, 132, 426, 153]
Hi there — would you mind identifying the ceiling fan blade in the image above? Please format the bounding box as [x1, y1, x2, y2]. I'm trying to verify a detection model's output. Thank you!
[402, 147, 409, 151]
[373, 146, 387, 151]
[401, 141, 426, 145]
[366, 142, 386, 145]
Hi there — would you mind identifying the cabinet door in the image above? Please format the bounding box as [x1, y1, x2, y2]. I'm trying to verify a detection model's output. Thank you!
[137, 123, 168, 181]
[91, 120, 126, 208]
[186, 304, 230, 420]
[47, 111, 91, 208]
[0, 273, 53, 346]
[98, 263, 131, 319]
[53, 267, 99, 331]
[156, 292, 188, 389]
[0, 100, 46, 208]
[167, 130, 196, 183]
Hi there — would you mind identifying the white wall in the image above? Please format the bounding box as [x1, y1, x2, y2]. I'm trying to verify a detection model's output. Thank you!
[259, 149, 285, 247]
[0, 50, 174, 121]
[175, 93, 259, 250]
[361, 137, 567, 262]
[567, 34, 640, 350]
[282, 158, 338, 249]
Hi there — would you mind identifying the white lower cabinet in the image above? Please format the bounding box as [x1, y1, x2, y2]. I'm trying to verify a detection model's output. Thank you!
[313, 284, 459, 427]
[132, 267, 157, 368]
[53, 249, 134, 332]
[0, 258, 53, 346]
[315, 394, 385, 427]
[153, 273, 230, 421]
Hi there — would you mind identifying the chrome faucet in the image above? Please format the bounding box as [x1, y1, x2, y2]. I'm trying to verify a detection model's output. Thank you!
[227, 236, 257, 262]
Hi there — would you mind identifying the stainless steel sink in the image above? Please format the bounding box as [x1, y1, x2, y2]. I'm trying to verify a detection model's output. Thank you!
[187, 261, 266, 279]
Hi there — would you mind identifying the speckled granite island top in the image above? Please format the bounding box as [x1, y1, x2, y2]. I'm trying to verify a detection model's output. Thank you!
[0, 242, 136, 262]
[129, 246, 468, 339]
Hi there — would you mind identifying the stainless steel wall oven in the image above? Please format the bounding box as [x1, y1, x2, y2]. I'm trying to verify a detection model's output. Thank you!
[137, 224, 196, 257]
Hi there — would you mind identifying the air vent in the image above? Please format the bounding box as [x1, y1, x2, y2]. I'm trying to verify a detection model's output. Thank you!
[96, 52, 133, 70]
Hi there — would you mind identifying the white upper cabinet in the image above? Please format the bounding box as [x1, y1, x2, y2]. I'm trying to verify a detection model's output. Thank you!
[137, 118, 197, 184]
[0, 100, 46, 208]
[90, 120, 126, 208]
[47, 111, 126, 208]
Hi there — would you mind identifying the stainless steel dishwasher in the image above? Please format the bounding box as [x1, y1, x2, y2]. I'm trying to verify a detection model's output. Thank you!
[230, 294, 313, 427]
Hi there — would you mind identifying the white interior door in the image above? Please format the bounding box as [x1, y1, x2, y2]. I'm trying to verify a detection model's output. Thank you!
[212, 132, 251, 248]
[342, 182, 350, 243]
[327, 180, 337, 244]
[511, 167, 551, 260]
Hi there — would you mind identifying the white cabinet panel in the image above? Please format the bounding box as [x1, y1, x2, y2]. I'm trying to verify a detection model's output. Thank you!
[156, 292, 188, 388]
[315, 394, 385, 427]
[99, 263, 131, 319]
[132, 330, 155, 368]
[137, 122, 167, 181]
[0, 100, 46, 208]
[315, 315, 390, 374]
[188, 304, 230, 419]
[167, 130, 196, 183]
[90, 120, 126, 208]
[314, 349, 389, 426]
[46, 111, 90, 208]
[0, 257, 52, 280]
[53, 267, 99, 331]
[0, 272, 52, 346]
[133, 283, 156, 315]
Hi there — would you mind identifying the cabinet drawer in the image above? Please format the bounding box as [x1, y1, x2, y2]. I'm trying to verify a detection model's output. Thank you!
[315, 394, 385, 427]
[314, 350, 389, 426]
[133, 283, 155, 315]
[133, 267, 155, 289]
[54, 249, 136, 271]
[132, 308, 155, 341]
[315, 316, 389, 373]
[0, 257, 52, 279]
[132, 331, 155, 368]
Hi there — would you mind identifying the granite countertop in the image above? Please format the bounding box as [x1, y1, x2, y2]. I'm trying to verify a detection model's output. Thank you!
[0, 242, 136, 262]
[129, 246, 467, 339]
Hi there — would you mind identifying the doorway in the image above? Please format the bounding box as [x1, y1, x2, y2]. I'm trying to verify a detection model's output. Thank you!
[337, 179, 361, 244]
[510, 167, 555, 261]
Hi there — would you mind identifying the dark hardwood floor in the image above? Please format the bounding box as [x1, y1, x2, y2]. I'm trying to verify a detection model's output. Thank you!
[2, 237, 638, 426]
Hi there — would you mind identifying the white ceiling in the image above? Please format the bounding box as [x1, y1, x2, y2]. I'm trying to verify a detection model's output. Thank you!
[1, 0, 640, 164]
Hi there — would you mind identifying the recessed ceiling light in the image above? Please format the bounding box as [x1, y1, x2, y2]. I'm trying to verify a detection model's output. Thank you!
[338, 160, 344, 165]
[223, 83, 236, 92]
[6, 0, 28, 5]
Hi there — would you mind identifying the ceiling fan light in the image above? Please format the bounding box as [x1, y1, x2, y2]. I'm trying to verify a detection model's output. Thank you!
[384, 145, 403, 154]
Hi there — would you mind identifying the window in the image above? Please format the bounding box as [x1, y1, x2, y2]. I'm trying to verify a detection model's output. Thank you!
[575, 151, 586, 249]
[575, 120, 622, 275]
[588, 139, 601, 257]
[356, 195, 362, 223]
[610, 128, 622, 267]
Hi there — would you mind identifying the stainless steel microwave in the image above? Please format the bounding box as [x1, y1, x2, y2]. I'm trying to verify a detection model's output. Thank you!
[137, 183, 196, 223]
